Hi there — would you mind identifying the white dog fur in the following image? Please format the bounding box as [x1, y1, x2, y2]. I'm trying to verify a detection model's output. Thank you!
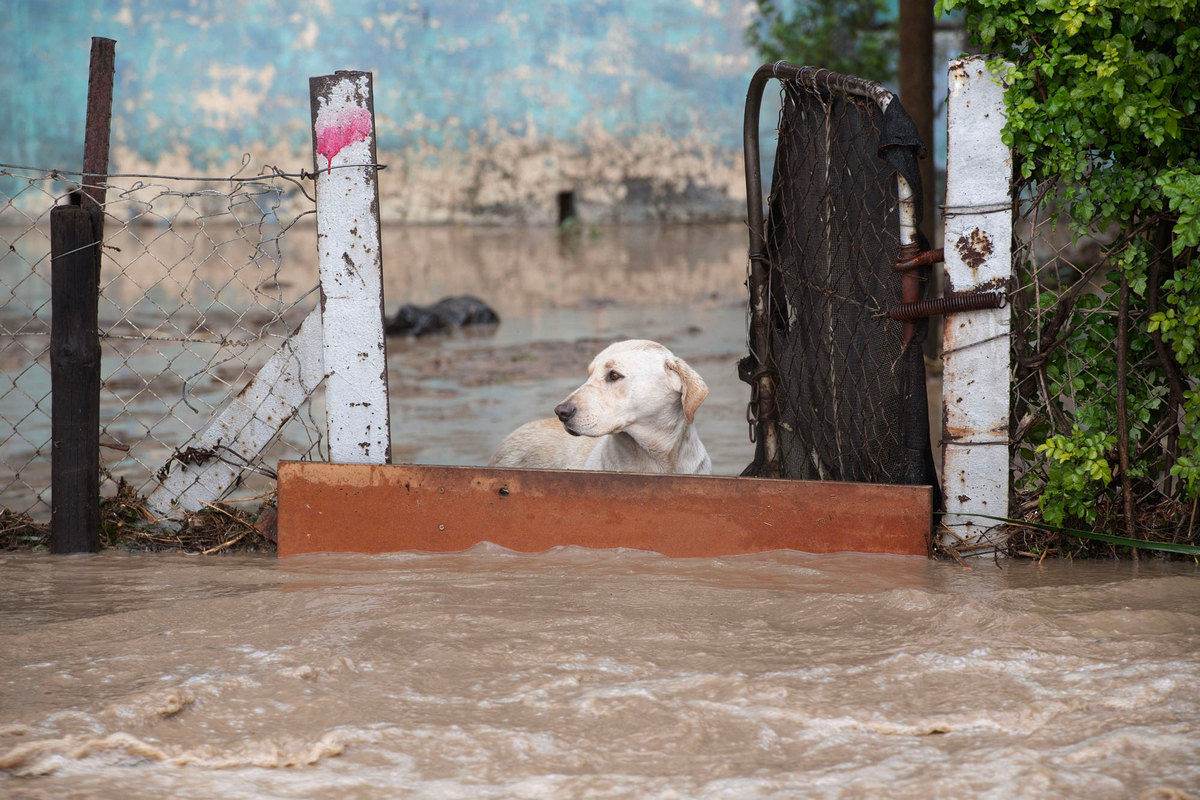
[489, 339, 711, 474]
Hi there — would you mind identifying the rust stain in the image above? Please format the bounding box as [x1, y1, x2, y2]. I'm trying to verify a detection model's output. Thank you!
[955, 228, 993, 271]
[975, 276, 1009, 293]
[276, 463, 933, 558]
[942, 423, 1009, 442]
[943, 424, 973, 442]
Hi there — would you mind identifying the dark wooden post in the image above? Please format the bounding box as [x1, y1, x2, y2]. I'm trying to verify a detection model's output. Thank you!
[81, 37, 116, 212]
[50, 200, 102, 553]
[50, 37, 115, 553]
[898, 0, 934, 242]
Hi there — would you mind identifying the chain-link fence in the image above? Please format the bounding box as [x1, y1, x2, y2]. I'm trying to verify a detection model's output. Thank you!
[0, 163, 322, 521]
[1010, 171, 1195, 547]
[741, 65, 937, 491]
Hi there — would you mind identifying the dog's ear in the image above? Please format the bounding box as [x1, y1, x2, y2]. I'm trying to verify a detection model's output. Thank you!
[665, 357, 708, 424]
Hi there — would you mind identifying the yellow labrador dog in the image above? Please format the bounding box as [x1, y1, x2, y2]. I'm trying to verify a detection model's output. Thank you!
[489, 339, 711, 474]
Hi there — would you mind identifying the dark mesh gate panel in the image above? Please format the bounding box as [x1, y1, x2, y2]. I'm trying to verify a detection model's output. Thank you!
[742, 64, 936, 491]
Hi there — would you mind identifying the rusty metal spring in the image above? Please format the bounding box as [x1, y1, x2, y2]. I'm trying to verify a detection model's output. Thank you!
[886, 291, 1007, 321]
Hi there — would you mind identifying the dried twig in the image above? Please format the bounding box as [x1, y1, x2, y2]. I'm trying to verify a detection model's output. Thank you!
[200, 527, 253, 555]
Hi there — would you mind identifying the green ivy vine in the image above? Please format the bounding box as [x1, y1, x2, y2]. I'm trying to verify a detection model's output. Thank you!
[938, 0, 1200, 529]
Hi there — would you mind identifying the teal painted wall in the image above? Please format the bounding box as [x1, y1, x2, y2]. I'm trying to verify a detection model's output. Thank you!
[3, 2, 752, 213]
[2, 2, 954, 223]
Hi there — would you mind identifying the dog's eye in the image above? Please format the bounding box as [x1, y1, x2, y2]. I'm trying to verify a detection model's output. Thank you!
[605, 370, 623, 383]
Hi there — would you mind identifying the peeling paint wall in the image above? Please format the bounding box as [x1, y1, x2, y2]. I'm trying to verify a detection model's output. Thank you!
[2, 0, 758, 223]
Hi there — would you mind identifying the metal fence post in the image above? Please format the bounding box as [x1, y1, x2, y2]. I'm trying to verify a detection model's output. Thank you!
[309, 71, 391, 464]
[941, 56, 1013, 551]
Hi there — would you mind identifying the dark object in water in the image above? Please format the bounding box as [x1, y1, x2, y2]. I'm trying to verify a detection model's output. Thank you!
[385, 296, 500, 337]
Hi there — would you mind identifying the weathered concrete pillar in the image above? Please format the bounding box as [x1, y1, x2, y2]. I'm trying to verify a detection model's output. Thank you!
[941, 57, 1012, 552]
[310, 71, 391, 464]
[147, 308, 326, 516]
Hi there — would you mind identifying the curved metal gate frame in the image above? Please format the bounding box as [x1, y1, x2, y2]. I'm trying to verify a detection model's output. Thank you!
[741, 62, 923, 480]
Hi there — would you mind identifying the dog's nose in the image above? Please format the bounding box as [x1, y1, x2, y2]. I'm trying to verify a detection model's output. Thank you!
[554, 401, 577, 423]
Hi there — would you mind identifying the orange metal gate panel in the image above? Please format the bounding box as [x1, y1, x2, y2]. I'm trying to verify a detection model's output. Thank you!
[276, 462, 933, 558]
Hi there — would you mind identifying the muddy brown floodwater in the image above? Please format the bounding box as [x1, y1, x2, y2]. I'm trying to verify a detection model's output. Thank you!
[1, 552, 1198, 798]
[3, 223, 1198, 797]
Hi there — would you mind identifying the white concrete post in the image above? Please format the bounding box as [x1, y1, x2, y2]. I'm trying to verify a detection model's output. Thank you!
[941, 57, 1012, 551]
[147, 307, 326, 515]
[310, 71, 391, 464]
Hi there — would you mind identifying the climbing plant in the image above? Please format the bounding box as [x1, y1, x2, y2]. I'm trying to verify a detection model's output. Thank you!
[744, 0, 896, 85]
[939, 0, 1200, 541]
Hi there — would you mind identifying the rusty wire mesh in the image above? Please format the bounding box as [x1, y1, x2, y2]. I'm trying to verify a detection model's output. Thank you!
[744, 73, 934, 487]
[0, 164, 322, 521]
[1010, 173, 1194, 545]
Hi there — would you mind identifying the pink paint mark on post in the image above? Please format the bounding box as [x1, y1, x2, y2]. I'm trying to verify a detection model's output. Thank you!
[315, 106, 373, 165]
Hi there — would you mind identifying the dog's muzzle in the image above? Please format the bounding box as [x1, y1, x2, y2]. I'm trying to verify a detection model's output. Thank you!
[554, 401, 582, 436]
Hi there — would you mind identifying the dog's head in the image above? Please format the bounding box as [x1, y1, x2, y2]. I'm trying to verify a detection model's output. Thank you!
[553, 340, 708, 438]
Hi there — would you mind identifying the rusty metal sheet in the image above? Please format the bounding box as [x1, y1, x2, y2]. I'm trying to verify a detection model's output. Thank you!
[276, 463, 933, 558]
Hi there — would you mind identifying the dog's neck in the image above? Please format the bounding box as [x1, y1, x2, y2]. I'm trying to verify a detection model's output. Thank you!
[602, 421, 709, 474]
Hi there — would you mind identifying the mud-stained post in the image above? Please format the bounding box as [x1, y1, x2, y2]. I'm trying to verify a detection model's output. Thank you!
[940, 56, 1013, 553]
[309, 71, 391, 464]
